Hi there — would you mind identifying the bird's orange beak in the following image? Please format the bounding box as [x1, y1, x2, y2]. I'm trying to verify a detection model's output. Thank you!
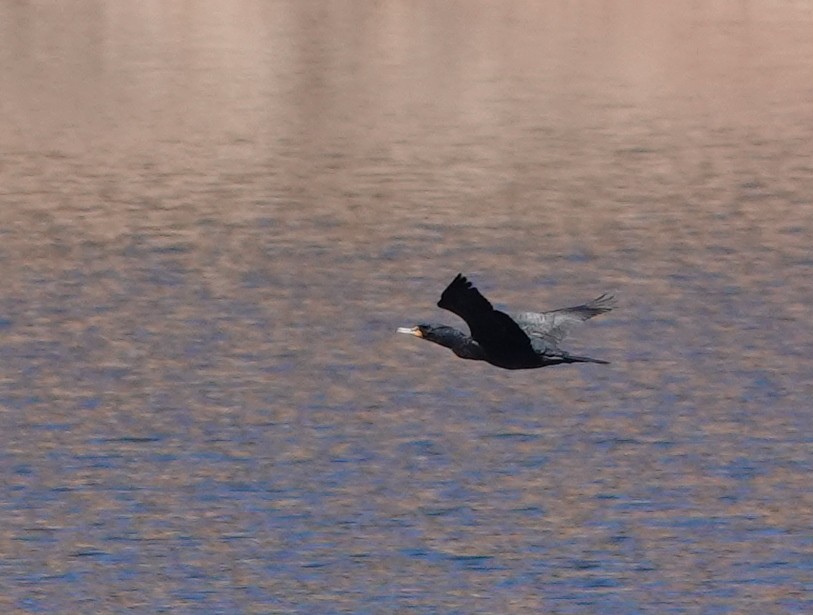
[396, 326, 423, 338]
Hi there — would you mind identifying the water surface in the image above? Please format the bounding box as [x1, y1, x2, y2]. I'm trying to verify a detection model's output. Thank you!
[1, 1, 812, 613]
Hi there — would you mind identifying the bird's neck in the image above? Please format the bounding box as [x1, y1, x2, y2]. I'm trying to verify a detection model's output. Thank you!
[437, 329, 485, 361]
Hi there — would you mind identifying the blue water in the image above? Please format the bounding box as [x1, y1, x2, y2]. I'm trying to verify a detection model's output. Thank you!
[2, 1, 813, 613]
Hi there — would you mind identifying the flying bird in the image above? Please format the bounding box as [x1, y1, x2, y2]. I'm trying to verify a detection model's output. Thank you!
[397, 274, 614, 370]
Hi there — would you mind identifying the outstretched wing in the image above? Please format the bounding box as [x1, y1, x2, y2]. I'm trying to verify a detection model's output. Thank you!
[512, 293, 616, 344]
[437, 274, 535, 358]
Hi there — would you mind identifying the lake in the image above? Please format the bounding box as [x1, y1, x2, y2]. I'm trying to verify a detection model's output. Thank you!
[1, 1, 812, 612]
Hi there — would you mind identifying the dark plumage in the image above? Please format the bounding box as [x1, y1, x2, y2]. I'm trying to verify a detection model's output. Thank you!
[397, 273, 614, 370]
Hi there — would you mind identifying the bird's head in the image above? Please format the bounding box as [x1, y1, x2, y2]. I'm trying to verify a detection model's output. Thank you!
[396, 324, 485, 360]
[396, 323, 448, 343]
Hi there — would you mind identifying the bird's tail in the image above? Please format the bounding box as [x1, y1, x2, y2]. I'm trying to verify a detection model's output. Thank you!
[562, 353, 609, 365]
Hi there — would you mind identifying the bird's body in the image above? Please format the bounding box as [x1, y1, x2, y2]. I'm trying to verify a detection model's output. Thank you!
[398, 274, 614, 370]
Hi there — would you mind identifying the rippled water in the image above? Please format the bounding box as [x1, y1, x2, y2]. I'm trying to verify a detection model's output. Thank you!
[2, 1, 813, 613]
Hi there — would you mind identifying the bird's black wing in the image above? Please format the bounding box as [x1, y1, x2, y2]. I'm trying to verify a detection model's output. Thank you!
[437, 274, 535, 359]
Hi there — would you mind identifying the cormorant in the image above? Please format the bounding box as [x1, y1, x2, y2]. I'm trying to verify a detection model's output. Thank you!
[397, 274, 614, 370]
